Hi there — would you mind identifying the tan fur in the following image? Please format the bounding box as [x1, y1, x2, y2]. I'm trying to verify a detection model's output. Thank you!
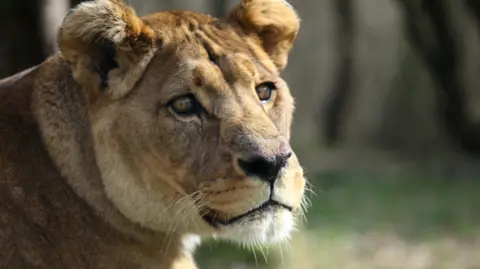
[229, 0, 300, 70]
[0, 0, 305, 268]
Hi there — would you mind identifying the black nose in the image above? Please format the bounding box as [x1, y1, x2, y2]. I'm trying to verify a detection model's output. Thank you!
[237, 152, 292, 183]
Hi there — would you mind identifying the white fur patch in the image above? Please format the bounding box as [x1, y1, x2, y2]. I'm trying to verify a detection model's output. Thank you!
[182, 234, 202, 254]
[215, 208, 295, 246]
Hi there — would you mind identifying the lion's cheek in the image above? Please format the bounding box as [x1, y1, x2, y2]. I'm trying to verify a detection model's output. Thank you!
[199, 178, 270, 220]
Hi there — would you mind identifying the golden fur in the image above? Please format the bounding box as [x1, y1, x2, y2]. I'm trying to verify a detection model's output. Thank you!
[0, 0, 305, 268]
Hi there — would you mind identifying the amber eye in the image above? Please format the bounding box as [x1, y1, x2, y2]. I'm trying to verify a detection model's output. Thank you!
[168, 94, 199, 116]
[256, 82, 277, 102]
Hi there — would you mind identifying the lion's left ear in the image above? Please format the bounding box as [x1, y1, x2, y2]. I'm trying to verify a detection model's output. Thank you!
[58, 0, 156, 100]
[228, 0, 300, 71]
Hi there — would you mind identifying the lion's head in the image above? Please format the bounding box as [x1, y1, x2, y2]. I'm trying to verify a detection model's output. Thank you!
[57, 0, 305, 245]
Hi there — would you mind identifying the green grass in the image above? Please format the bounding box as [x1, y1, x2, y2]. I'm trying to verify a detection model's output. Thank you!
[195, 169, 480, 269]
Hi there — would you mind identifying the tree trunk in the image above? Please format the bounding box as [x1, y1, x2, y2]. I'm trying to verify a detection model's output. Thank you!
[465, 0, 480, 29]
[321, 0, 355, 146]
[0, 0, 46, 78]
[396, 0, 480, 155]
[42, 0, 70, 54]
[212, 0, 229, 17]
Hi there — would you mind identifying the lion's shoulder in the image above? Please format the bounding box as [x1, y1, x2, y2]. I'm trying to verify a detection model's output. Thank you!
[0, 65, 40, 159]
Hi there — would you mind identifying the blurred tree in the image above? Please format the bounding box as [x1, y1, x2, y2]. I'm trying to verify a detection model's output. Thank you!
[0, 0, 46, 78]
[395, 0, 480, 155]
[70, 0, 83, 6]
[322, 0, 355, 146]
[212, 0, 229, 17]
[42, 0, 70, 54]
[466, 0, 480, 32]
[0, 0, 71, 78]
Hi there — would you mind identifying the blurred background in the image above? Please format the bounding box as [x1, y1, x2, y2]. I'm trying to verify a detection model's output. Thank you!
[2, 0, 480, 268]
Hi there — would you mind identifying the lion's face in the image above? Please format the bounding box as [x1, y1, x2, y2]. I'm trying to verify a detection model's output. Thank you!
[58, 0, 305, 245]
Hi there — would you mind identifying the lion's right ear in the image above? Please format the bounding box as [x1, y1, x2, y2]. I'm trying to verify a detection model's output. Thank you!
[58, 0, 156, 100]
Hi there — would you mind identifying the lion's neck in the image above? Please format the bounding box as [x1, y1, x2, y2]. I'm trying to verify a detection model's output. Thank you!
[29, 55, 200, 268]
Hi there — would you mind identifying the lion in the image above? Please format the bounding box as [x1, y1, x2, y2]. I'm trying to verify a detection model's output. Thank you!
[0, 0, 306, 268]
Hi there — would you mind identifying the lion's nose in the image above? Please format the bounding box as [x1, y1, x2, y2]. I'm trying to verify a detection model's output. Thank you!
[237, 151, 292, 183]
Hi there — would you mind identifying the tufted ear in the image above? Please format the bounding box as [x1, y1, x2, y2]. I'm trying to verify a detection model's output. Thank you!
[228, 0, 300, 71]
[58, 0, 156, 101]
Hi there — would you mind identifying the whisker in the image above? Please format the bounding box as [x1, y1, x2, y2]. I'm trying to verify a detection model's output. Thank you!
[279, 243, 285, 265]
[251, 244, 259, 268]
[259, 246, 268, 264]
[159, 191, 202, 253]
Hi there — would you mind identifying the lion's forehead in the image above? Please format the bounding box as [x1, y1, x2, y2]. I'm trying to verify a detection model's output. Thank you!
[143, 11, 278, 78]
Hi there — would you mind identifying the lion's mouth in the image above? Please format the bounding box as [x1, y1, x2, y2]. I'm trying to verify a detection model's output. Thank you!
[201, 200, 293, 227]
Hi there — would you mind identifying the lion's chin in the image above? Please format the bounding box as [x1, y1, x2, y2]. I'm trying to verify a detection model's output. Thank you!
[213, 208, 295, 246]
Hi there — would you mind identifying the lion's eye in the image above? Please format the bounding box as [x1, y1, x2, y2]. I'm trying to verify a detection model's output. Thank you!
[169, 94, 199, 116]
[255, 82, 277, 103]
